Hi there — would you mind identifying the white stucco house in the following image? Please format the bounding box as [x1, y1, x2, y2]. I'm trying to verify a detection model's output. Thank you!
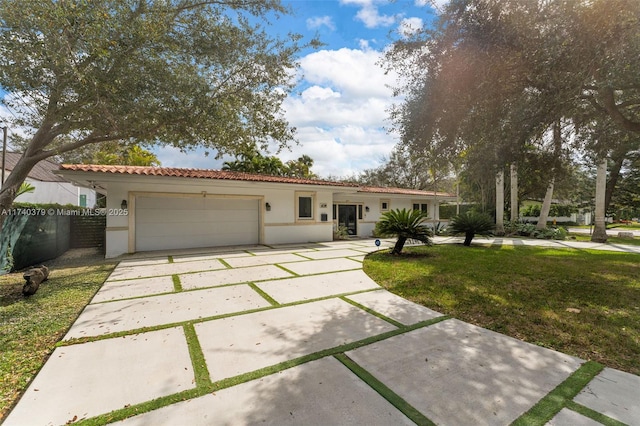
[57, 164, 456, 258]
[3, 152, 97, 206]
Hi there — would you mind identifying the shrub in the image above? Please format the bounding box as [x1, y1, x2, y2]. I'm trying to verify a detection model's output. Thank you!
[375, 208, 432, 255]
[448, 211, 494, 246]
[504, 221, 567, 240]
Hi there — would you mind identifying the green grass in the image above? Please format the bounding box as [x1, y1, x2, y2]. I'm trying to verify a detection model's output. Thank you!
[0, 259, 116, 419]
[364, 245, 640, 375]
[568, 233, 640, 246]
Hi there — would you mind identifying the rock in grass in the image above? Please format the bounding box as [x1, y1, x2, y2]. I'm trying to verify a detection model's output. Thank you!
[22, 265, 50, 296]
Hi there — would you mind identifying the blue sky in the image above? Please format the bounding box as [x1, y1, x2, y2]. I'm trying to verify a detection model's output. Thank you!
[155, 0, 443, 177]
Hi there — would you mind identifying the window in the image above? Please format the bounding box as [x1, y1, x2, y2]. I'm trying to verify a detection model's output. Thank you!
[296, 192, 315, 220]
[333, 204, 337, 220]
[413, 203, 428, 214]
[358, 205, 363, 220]
[380, 200, 390, 211]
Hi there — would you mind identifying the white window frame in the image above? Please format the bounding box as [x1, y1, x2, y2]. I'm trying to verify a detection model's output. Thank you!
[380, 199, 390, 212]
[296, 191, 315, 221]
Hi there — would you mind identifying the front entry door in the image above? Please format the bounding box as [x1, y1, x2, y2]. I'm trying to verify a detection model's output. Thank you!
[338, 205, 357, 236]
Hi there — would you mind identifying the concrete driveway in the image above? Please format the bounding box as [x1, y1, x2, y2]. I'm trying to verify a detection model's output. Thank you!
[4, 239, 639, 425]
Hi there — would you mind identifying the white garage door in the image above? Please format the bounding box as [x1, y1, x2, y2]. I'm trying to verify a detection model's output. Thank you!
[135, 196, 259, 251]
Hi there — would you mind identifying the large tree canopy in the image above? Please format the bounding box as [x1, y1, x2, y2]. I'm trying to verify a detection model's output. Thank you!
[0, 0, 312, 211]
[384, 0, 640, 234]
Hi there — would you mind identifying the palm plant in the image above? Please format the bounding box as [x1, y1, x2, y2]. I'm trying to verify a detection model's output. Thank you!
[375, 208, 432, 255]
[448, 211, 494, 246]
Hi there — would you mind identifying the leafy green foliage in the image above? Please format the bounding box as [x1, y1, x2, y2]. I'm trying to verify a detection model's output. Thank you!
[14, 182, 35, 199]
[0, 0, 313, 212]
[375, 208, 432, 255]
[520, 204, 577, 217]
[222, 150, 317, 178]
[448, 211, 494, 246]
[504, 222, 567, 240]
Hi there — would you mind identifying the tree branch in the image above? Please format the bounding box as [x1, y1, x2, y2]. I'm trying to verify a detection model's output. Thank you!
[599, 87, 640, 132]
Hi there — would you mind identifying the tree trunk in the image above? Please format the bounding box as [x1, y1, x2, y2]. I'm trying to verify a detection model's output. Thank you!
[510, 163, 518, 222]
[464, 232, 473, 246]
[392, 237, 407, 255]
[537, 178, 555, 230]
[591, 158, 608, 243]
[604, 151, 625, 213]
[0, 153, 42, 230]
[495, 170, 504, 235]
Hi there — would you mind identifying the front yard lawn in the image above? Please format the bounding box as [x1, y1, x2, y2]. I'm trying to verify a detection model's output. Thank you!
[569, 232, 640, 246]
[0, 255, 116, 419]
[364, 244, 640, 375]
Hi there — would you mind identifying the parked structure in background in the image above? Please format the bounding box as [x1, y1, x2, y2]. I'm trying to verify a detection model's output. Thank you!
[2, 152, 96, 206]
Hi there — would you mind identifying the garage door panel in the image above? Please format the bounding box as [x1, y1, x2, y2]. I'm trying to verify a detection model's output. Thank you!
[135, 197, 259, 251]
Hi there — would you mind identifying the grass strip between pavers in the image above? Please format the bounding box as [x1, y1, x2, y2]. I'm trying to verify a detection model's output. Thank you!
[511, 361, 604, 426]
[167, 255, 174, 263]
[564, 401, 628, 426]
[73, 315, 451, 425]
[218, 258, 233, 268]
[182, 323, 212, 389]
[339, 296, 405, 328]
[171, 274, 182, 292]
[57, 288, 386, 347]
[248, 282, 280, 306]
[334, 353, 435, 426]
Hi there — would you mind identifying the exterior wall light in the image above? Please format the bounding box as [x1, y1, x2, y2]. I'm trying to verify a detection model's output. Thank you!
[121, 200, 128, 209]
[266, 202, 271, 211]
[365, 206, 370, 212]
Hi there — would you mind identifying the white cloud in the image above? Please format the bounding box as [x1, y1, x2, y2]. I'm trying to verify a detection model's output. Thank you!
[298, 48, 395, 99]
[280, 47, 401, 177]
[399, 17, 424, 38]
[158, 46, 404, 178]
[306, 16, 336, 31]
[355, 4, 396, 28]
[340, 0, 397, 29]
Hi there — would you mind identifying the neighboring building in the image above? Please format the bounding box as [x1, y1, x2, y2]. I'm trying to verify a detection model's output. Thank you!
[2, 152, 97, 206]
[57, 164, 456, 258]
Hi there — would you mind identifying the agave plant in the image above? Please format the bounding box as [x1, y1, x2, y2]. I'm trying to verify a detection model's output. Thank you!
[448, 211, 494, 246]
[375, 208, 432, 255]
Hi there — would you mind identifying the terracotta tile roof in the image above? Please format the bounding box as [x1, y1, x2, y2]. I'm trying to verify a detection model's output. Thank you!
[358, 186, 456, 198]
[3, 152, 67, 182]
[59, 164, 358, 187]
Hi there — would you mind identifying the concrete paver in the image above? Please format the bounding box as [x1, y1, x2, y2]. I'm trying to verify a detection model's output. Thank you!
[345, 289, 444, 325]
[65, 284, 271, 339]
[91, 276, 175, 302]
[195, 298, 397, 381]
[6, 237, 640, 425]
[223, 253, 308, 268]
[255, 270, 381, 304]
[3, 328, 194, 426]
[299, 248, 371, 260]
[108, 258, 226, 280]
[117, 257, 170, 267]
[179, 264, 293, 290]
[346, 319, 583, 425]
[546, 408, 602, 426]
[573, 367, 640, 425]
[115, 357, 414, 426]
[171, 251, 247, 262]
[280, 257, 363, 275]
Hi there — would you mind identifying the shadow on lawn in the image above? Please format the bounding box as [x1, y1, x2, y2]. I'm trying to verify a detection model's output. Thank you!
[364, 245, 640, 375]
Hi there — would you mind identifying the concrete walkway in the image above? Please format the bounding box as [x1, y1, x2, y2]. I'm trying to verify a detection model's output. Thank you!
[4, 238, 640, 425]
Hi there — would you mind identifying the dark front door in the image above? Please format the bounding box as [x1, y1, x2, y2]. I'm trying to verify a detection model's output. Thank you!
[338, 205, 357, 236]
